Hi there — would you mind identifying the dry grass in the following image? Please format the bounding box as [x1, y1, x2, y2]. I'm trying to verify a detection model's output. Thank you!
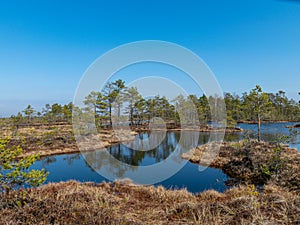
[0, 125, 136, 158]
[182, 140, 300, 192]
[1, 124, 299, 224]
[0, 180, 299, 224]
[0, 123, 242, 158]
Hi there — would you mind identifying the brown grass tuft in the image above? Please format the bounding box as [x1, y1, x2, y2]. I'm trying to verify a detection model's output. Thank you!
[182, 140, 300, 192]
[1, 181, 299, 224]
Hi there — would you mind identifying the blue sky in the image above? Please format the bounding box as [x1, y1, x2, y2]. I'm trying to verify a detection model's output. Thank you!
[0, 0, 300, 116]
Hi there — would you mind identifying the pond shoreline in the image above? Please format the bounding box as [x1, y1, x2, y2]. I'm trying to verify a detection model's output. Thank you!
[237, 120, 300, 124]
[2, 123, 300, 224]
[2, 124, 244, 158]
[182, 140, 300, 192]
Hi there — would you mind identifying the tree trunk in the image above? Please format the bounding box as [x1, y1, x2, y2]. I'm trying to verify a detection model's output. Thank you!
[257, 113, 261, 142]
[117, 102, 121, 118]
[109, 105, 112, 127]
[130, 107, 133, 125]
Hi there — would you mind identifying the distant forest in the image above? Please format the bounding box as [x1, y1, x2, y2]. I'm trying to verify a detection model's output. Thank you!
[6, 79, 300, 128]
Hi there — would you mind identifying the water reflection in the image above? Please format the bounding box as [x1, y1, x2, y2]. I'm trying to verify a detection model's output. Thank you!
[39, 123, 300, 170]
[106, 132, 179, 166]
[81, 130, 202, 184]
[41, 156, 57, 166]
[32, 122, 299, 193]
[104, 131, 203, 166]
[63, 154, 81, 165]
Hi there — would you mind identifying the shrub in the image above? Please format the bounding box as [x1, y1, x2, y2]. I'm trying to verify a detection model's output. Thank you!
[0, 137, 48, 193]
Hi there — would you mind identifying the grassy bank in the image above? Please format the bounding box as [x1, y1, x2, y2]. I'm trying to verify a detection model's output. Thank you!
[0, 123, 242, 158]
[1, 124, 137, 158]
[1, 124, 300, 224]
[1, 180, 299, 224]
[182, 140, 300, 192]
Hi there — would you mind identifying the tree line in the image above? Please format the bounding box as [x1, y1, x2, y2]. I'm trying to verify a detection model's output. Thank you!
[10, 102, 73, 126]
[8, 79, 300, 130]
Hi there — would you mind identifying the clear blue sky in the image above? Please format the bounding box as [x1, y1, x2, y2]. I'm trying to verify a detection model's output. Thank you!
[1, 0, 300, 116]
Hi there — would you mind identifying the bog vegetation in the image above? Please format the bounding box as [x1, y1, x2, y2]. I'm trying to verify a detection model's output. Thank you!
[0, 82, 299, 224]
[4, 81, 300, 129]
[0, 138, 48, 193]
[1, 180, 299, 224]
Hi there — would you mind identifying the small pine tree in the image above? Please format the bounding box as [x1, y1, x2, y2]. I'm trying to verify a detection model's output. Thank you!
[0, 138, 48, 193]
[247, 85, 273, 141]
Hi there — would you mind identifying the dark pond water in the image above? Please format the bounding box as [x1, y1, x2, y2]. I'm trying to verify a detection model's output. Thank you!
[31, 122, 300, 194]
